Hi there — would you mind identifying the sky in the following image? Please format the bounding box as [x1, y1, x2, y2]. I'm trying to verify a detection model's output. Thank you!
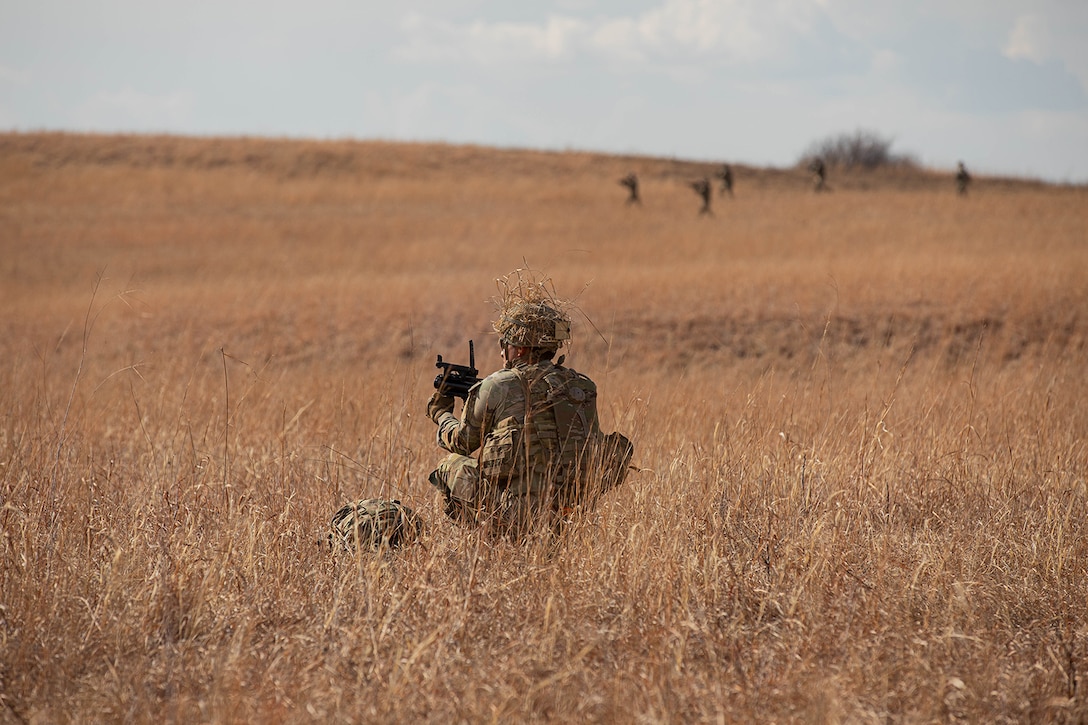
[2, 0, 1087, 183]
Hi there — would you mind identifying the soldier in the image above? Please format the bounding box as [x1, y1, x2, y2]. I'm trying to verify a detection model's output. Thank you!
[715, 164, 734, 197]
[809, 157, 828, 192]
[956, 161, 971, 195]
[426, 274, 633, 540]
[691, 177, 712, 215]
[619, 172, 641, 205]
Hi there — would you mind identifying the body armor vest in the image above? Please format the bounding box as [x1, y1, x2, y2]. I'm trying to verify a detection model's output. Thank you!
[479, 363, 599, 486]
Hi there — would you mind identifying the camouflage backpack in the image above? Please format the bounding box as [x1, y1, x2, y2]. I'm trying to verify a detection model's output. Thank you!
[328, 498, 423, 551]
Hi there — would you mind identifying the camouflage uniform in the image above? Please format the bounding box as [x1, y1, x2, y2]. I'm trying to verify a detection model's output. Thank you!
[691, 178, 712, 214]
[429, 357, 602, 537]
[716, 164, 734, 196]
[810, 158, 827, 192]
[956, 161, 971, 195]
[619, 173, 641, 204]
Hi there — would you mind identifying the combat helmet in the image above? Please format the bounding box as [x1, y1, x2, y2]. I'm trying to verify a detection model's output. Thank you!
[328, 498, 423, 551]
[492, 269, 572, 351]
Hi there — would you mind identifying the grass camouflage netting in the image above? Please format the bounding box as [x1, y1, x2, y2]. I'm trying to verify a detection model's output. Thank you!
[492, 268, 575, 350]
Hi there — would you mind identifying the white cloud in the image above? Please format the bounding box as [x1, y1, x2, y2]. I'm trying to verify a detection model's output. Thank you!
[589, 0, 769, 61]
[396, 12, 589, 64]
[1003, 10, 1088, 93]
[71, 88, 195, 132]
[1003, 14, 1050, 64]
[464, 15, 587, 62]
[822, 2, 1088, 97]
[396, 0, 825, 68]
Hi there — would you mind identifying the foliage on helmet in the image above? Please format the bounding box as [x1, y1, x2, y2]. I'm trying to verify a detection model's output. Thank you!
[492, 268, 573, 351]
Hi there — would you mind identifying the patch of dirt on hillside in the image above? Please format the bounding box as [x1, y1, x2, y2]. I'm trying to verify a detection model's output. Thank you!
[596, 311, 1085, 371]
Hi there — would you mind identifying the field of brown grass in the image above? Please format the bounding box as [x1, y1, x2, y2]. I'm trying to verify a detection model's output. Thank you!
[2, 132, 1086, 723]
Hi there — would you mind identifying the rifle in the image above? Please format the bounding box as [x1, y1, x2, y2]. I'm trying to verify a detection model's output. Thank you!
[434, 340, 480, 400]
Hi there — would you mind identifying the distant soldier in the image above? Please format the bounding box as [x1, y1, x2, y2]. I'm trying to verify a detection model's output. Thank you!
[956, 161, 971, 196]
[619, 172, 641, 205]
[691, 178, 712, 215]
[809, 157, 828, 192]
[715, 164, 734, 197]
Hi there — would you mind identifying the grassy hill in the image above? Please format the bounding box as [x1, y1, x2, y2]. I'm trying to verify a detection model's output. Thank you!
[1, 132, 1086, 722]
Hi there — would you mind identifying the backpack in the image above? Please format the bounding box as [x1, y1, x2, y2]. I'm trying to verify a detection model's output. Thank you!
[328, 498, 423, 551]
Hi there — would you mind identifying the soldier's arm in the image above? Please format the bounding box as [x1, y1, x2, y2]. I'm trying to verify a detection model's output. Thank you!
[436, 377, 497, 454]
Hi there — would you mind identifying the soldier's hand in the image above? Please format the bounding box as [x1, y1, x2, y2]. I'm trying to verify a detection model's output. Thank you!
[427, 391, 456, 423]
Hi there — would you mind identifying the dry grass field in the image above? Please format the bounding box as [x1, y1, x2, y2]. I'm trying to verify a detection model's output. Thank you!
[1, 132, 1086, 723]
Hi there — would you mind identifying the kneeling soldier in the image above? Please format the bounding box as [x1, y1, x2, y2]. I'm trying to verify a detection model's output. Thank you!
[426, 273, 633, 539]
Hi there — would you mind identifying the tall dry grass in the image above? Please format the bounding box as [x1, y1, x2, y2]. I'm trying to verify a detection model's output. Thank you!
[1, 132, 1086, 723]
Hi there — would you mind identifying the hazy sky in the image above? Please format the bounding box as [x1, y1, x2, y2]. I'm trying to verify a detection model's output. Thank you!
[3, 0, 1087, 182]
